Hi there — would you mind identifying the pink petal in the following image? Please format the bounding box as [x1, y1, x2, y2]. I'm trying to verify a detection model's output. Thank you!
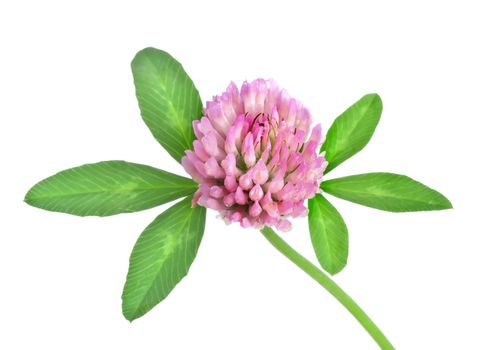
[239, 171, 253, 190]
[249, 201, 262, 217]
[229, 209, 244, 222]
[277, 219, 292, 232]
[278, 200, 294, 215]
[202, 132, 219, 157]
[242, 132, 256, 168]
[234, 187, 248, 205]
[240, 217, 252, 228]
[205, 157, 225, 179]
[223, 193, 236, 207]
[193, 140, 209, 162]
[249, 184, 264, 201]
[224, 175, 238, 192]
[210, 186, 226, 199]
[252, 159, 268, 185]
[181, 156, 203, 183]
[225, 114, 245, 155]
[221, 153, 238, 176]
[292, 202, 308, 217]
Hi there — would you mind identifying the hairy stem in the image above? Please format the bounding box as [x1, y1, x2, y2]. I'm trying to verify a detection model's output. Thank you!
[260, 226, 395, 350]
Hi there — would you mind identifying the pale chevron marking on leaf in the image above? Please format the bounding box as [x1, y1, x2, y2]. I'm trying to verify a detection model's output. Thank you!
[122, 196, 206, 321]
[25, 161, 197, 216]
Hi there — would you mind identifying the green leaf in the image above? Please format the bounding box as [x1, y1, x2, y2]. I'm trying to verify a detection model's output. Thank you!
[122, 196, 206, 321]
[308, 194, 348, 275]
[321, 94, 382, 174]
[131, 47, 202, 163]
[321, 172, 452, 212]
[25, 161, 197, 216]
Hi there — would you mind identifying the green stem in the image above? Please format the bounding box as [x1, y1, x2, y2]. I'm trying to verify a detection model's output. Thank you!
[260, 227, 395, 350]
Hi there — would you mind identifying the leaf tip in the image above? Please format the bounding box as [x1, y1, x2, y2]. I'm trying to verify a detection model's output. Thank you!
[321, 261, 346, 276]
[441, 196, 453, 210]
[124, 316, 136, 323]
[121, 303, 137, 322]
[364, 92, 382, 103]
[132, 47, 171, 67]
[24, 185, 37, 206]
[430, 188, 453, 211]
[123, 314, 136, 323]
[328, 266, 344, 276]
[24, 191, 31, 204]
[366, 92, 381, 100]
[365, 93, 383, 114]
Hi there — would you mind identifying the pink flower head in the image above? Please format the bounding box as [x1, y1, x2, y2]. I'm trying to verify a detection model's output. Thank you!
[182, 79, 327, 231]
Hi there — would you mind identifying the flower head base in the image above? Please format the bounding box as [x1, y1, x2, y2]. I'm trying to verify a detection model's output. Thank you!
[182, 79, 327, 231]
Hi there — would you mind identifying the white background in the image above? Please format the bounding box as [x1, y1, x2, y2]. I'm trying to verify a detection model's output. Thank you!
[1, 1, 478, 349]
